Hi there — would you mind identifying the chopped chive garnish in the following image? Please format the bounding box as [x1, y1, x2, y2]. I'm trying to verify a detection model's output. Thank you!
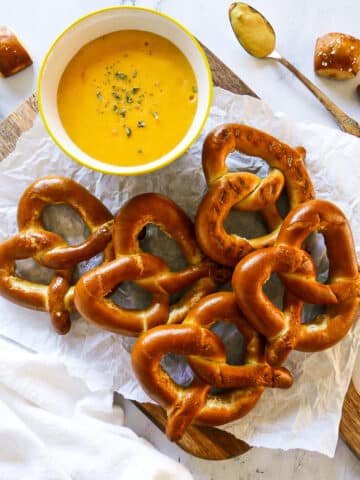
[96, 90, 103, 100]
[126, 94, 133, 104]
[112, 92, 121, 100]
[126, 127, 132, 137]
[131, 87, 140, 94]
[151, 111, 159, 120]
[115, 72, 127, 80]
[137, 121, 146, 128]
[120, 108, 126, 118]
[113, 104, 119, 113]
[192, 85, 198, 93]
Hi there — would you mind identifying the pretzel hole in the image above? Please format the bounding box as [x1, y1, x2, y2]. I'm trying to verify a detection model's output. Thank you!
[139, 224, 187, 271]
[75, 253, 105, 282]
[301, 232, 328, 324]
[276, 189, 290, 218]
[263, 272, 284, 310]
[16, 258, 53, 285]
[211, 322, 245, 365]
[42, 204, 90, 245]
[226, 151, 270, 177]
[304, 232, 329, 284]
[161, 354, 195, 387]
[108, 281, 152, 309]
[302, 304, 326, 324]
[224, 210, 267, 239]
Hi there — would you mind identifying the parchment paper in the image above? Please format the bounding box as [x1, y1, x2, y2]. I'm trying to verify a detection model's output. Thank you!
[0, 87, 359, 457]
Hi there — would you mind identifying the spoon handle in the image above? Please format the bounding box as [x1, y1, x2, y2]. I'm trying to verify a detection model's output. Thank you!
[277, 56, 360, 137]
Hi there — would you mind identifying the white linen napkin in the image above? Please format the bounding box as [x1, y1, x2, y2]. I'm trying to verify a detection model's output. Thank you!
[0, 337, 192, 480]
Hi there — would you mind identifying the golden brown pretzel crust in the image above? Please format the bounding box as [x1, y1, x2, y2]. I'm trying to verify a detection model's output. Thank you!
[232, 199, 360, 363]
[0, 176, 114, 334]
[278, 199, 360, 351]
[0, 231, 75, 334]
[314, 33, 360, 80]
[74, 253, 170, 335]
[132, 292, 292, 441]
[18, 176, 114, 269]
[75, 193, 231, 335]
[196, 124, 314, 266]
[114, 193, 231, 324]
[0, 26, 32, 77]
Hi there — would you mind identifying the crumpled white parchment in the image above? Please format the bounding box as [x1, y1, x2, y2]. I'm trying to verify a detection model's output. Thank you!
[0, 87, 359, 457]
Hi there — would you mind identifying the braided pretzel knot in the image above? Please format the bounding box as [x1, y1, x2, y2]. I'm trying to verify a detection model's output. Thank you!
[232, 199, 360, 365]
[195, 124, 315, 266]
[0, 176, 114, 334]
[132, 292, 292, 441]
[75, 194, 230, 335]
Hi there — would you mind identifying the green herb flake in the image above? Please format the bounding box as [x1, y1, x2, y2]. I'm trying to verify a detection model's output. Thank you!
[126, 127, 132, 137]
[120, 109, 126, 118]
[137, 121, 146, 128]
[192, 85, 198, 93]
[113, 104, 119, 113]
[115, 72, 127, 80]
[151, 111, 159, 120]
[112, 92, 121, 100]
[96, 90, 103, 100]
[131, 87, 140, 94]
[126, 94, 133, 104]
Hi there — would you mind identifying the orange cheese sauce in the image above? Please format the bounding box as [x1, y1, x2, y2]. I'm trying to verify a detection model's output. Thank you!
[57, 30, 198, 167]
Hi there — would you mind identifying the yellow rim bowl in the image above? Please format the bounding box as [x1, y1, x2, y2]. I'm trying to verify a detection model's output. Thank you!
[38, 6, 213, 176]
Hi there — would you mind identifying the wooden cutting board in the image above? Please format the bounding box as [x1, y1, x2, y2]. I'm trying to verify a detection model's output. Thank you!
[0, 43, 359, 461]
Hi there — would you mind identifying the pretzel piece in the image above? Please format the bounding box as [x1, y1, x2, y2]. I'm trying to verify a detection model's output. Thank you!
[132, 292, 292, 441]
[314, 33, 360, 80]
[0, 26, 32, 77]
[196, 124, 314, 266]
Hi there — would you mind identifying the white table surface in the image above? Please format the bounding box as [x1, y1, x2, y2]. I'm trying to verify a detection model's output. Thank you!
[1, 1, 360, 479]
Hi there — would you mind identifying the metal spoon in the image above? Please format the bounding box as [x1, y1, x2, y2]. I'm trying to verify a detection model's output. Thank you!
[229, 2, 360, 137]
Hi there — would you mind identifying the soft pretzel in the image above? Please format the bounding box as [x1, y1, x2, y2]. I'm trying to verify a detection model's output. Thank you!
[314, 32, 360, 80]
[18, 176, 114, 269]
[132, 292, 292, 441]
[0, 26, 32, 77]
[232, 199, 360, 364]
[75, 194, 230, 335]
[0, 176, 114, 333]
[277, 199, 360, 351]
[113, 193, 230, 323]
[195, 124, 314, 266]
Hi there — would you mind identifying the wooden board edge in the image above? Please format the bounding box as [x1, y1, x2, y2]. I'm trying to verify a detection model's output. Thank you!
[340, 380, 360, 458]
[0, 93, 37, 160]
[133, 401, 251, 460]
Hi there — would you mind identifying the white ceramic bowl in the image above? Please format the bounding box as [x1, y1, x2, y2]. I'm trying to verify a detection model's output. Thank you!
[38, 6, 213, 175]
